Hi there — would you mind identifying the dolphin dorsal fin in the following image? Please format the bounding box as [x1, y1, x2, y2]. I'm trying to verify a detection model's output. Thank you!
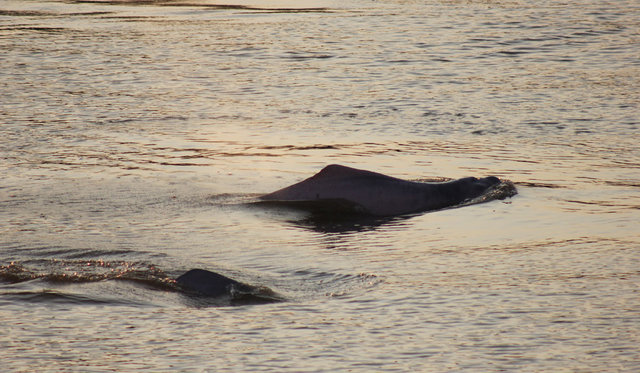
[314, 164, 402, 183]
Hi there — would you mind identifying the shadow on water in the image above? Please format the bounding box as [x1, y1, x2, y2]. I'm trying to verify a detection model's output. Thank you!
[247, 198, 406, 233]
[290, 212, 413, 234]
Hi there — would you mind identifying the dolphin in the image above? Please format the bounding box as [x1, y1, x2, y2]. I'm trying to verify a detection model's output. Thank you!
[176, 269, 252, 297]
[259, 164, 505, 216]
[176, 269, 283, 304]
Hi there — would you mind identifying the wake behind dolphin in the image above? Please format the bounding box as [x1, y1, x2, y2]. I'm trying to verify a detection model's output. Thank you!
[260, 164, 515, 216]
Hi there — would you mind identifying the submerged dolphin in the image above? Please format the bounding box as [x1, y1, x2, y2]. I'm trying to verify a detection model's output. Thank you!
[176, 269, 251, 297]
[260, 164, 506, 216]
[176, 269, 283, 303]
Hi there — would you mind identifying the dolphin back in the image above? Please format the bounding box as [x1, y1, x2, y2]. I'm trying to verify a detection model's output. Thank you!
[259, 165, 513, 216]
[176, 269, 248, 297]
[176, 268, 284, 304]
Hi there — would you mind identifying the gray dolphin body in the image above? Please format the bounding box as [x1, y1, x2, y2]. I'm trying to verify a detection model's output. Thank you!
[176, 269, 283, 304]
[260, 164, 503, 216]
[176, 269, 251, 297]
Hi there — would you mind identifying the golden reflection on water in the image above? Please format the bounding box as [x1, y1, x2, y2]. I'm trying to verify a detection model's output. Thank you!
[1, 0, 639, 371]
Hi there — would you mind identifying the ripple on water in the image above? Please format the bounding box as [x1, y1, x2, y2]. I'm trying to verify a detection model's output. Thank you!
[1, 0, 639, 371]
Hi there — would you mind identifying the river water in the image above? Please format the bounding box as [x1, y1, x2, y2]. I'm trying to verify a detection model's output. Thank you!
[1, 0, 639, 371]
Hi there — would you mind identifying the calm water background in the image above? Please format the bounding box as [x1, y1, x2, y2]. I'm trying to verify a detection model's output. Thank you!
[1, 0, 639, 371]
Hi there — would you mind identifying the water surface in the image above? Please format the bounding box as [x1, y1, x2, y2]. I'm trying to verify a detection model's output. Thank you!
[1, 0, 639, 371]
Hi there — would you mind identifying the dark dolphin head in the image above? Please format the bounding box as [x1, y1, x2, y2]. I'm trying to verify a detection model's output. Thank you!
[438, 176, 502, 207]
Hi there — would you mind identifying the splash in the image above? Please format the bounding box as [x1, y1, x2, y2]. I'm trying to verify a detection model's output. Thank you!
[0, 260, 178, 291]
[471, 180, 518, 204]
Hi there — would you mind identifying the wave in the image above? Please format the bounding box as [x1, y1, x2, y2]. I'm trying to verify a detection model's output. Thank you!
[0, 289, 144, 306]
[0, 260, 178, 291]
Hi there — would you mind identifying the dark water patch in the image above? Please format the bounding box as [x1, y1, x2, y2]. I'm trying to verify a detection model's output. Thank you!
[289, 213, 412, 234]
[2, 26, 69, 33]
[98, 15, 159, 21]
[259, 144, 340, 151]
[515, 181, 565, 189]
[239, 7, 333, 14]
[70, 0, 331, 13]
[0, 10, 58, 17]
[563, 199, 640, 211]
[284, 52, 335, 60]
[521, 120, 562, 129]
[0, 9, 112, 17]
[66, 11, 115, 16]
[495, 50, 529, 56]
[0, 289, 139, 306]
[603, 180, 640, 188]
